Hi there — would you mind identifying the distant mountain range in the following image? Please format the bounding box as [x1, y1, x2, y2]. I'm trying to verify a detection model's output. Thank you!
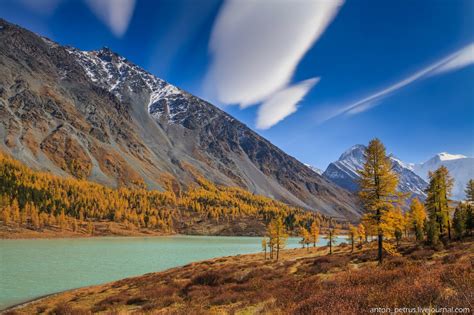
[407, 153, 474, 200]
[322, 145, 428, 201]
[321, 145, 473, 201]
[0, 19, 360, 220]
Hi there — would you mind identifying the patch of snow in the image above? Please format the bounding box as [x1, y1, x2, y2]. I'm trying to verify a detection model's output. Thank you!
[437, 152, 467, 161]
[304, 164, 323, 175]
[412, 153, 473, 200]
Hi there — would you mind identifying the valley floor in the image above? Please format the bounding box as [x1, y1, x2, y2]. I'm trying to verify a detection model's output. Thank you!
[5, 239, 473, 315]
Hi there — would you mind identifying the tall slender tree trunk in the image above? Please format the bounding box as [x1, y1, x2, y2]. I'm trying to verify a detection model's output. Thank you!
[351, 235, 354, 252]
[447, 218, 452, 240]
[276, 240, 280, 261]
[378, 233, 383, 264]
[329, 231, 333, 255]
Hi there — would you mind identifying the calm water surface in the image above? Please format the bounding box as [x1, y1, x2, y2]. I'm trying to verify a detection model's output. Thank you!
[0, 235, 347, 309]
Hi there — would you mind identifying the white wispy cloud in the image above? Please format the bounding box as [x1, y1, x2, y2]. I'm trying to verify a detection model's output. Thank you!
[431, 43, 474, 76]
[85, 0, 136, 37]
[205, 0, 343, 128]
[19, 0, 61, 16]
[257, 78, 319, 129]
[316, 43, 474, 123]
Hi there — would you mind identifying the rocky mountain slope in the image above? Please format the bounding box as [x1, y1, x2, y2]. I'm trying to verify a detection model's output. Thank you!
[408, 153, 474, 200]
[0, 19, 360, 220]
[323, 145, 428, 201]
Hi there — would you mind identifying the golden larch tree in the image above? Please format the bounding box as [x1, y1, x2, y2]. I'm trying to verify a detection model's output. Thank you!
[267, 217, 288, 261]
[310, 220, 320, 247]
[358, 138, 401, 264]
[425, 166, 454, 243]
[409, 198, 426, 241]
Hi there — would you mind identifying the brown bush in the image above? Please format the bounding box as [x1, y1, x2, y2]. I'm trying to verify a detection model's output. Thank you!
[354, 249, 378, 262]
[50, 302, 73, 315]
[209, 291, 241, 305]
[125, 297, 148, 305]
[92, 294, 128, 312]
[382, 256, 409, 270]
[190, 271, 221, 286]
[310, 254, 351, 274]
[442, 252, 463, 264]
[408, 248, 435, 260]
[50, 302, 90, 315]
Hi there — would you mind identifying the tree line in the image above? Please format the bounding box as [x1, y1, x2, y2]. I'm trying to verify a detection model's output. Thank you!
[357, 139, 473, 263]
[0, 150, 338, 235]
[260, 139, 474, 264]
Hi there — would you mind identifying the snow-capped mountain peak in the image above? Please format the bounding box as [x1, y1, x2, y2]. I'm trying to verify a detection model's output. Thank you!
[324, 145, 473, 201]
[65, 46, 183, 122]
[339, 144, 366, 161]
[412, 152, 473, 200]
[323, 145, 428, 201]
[435, 152, 467, 162]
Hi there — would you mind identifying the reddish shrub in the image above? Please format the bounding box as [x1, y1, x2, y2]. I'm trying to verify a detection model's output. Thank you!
[408, 248, 435, 260]
[190, 271, 221, 286]
[310, 255, 351, 274]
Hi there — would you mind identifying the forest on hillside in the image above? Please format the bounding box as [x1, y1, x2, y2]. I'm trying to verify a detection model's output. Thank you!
[0, 151, 337, 236]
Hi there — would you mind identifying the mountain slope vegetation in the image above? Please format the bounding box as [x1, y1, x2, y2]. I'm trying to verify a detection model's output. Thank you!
[0, 19, 360, 220]
[0, 150, 338, 237]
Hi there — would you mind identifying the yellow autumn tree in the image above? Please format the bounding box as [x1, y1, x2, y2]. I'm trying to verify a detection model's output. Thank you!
[409, 198, 426, 241]
[358, 139, 401, 264]
[267, 217, 288, 261]
[357, 223, 366, 246]
[261, 238, 267, 260]
[348, 224, 358, 252]
[425, 166, 454, 243]
[299, 227, 311, 251]
[324, 219, 338, 255]
[310, 220, 320, 247]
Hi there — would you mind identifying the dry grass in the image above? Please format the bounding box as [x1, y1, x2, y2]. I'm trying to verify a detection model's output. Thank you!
[7, 240, 474, 315]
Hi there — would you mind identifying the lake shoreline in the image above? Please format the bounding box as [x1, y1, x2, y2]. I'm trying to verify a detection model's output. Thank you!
[0, 246, 304, 313]
[0, 222, 347, 240]
[7, 240, 473, 314]
[3, 235, 344, 310]
[0, 222, 172, 240]
[0, 247, 267, 312]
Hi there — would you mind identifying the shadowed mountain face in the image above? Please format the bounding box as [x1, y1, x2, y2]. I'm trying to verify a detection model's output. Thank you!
[0, 19, 361, 220]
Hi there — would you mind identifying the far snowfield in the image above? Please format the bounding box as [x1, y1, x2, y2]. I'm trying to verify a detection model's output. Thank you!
[408, 152, 474, 200]
[316, 145, 473, 200]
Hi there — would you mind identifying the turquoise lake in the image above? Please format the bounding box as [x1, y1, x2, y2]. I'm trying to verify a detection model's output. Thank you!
[0, 235, 347, 309]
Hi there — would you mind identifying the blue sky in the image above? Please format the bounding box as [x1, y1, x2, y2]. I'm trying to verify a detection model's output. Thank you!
[2, 0, 473, 169]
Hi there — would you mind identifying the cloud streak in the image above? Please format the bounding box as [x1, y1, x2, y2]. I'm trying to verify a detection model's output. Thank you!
[205, 0, 343, 128]
[257, 78, 319, 129]
[85, 0, 136, 37]
[316, 43, 474, 123]
[19, 0, 61, 16]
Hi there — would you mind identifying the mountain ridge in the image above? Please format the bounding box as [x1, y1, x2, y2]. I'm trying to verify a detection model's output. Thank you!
[0, 19, 361, 220]
[322, 144, 428, 201]
[321, 145, 473, 201]
[410, 153, 473, 200]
